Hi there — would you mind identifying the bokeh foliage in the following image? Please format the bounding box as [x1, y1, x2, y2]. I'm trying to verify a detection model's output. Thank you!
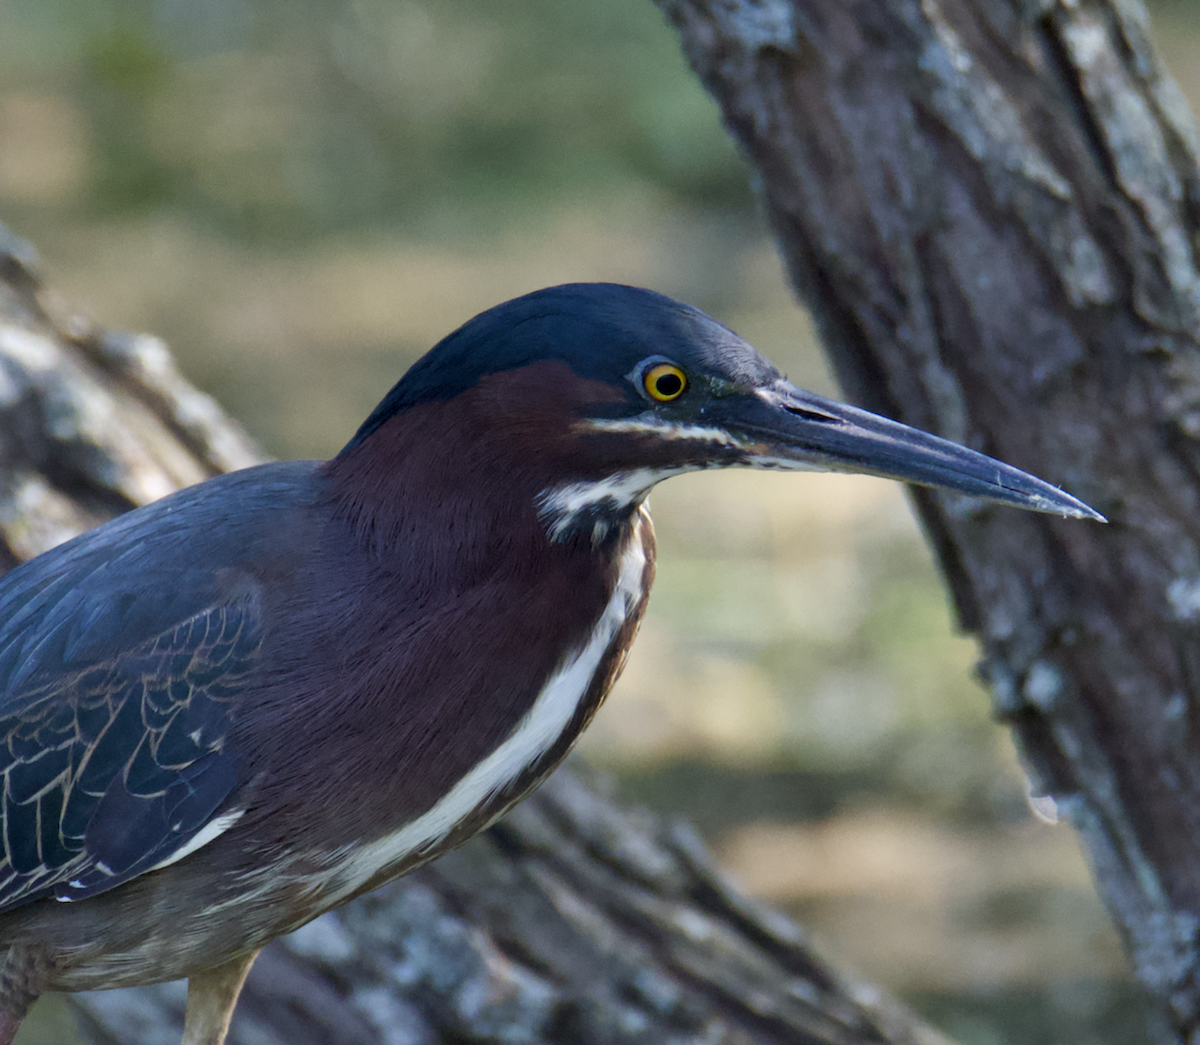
[3, 0, 752, 239]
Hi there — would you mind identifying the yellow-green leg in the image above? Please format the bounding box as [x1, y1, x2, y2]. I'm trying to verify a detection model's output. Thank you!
[182, 950, 259, 1045]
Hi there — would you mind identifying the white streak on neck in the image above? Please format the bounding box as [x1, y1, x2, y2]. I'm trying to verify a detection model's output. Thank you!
[327, 529, 648, 901]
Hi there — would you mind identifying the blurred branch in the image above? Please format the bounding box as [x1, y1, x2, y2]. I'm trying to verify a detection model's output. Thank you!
[656, 0, 1200, 1039]
[0, 227, 956, 1044]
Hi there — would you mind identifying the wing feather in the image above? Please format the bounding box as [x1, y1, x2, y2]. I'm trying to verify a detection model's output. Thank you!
[0, 599, 259, 910]
[0, 462, 319, 913]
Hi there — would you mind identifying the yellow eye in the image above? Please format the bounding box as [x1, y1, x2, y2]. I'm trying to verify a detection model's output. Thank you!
[643, 362, 688, 402]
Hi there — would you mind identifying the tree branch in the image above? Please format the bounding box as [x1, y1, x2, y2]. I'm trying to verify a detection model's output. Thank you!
[657, 0, 1200, 1037]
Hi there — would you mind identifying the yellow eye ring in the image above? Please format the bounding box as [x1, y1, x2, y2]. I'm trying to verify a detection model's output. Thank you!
[643, 362, 688, 402]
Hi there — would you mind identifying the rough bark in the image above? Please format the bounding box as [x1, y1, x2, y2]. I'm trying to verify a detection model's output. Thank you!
[0, 227, 959, 1043]
[655, 0, 1200, 1039]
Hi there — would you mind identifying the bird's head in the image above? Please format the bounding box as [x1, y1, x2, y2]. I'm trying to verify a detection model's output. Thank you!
[335, 283, 1100, 545]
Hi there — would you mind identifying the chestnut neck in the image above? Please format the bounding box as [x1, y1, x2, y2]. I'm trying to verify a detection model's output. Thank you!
[320, 361, 637, 591]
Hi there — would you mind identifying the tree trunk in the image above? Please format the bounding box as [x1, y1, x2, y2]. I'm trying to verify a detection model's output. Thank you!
[0, 226, 958, 1044]
[655, 0, 1200, 1038]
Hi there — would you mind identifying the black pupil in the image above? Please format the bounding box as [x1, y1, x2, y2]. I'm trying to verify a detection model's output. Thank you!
[655, 372, 683, 397]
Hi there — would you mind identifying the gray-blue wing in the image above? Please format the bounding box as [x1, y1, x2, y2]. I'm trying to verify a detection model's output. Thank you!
[0, 463, 313, 913]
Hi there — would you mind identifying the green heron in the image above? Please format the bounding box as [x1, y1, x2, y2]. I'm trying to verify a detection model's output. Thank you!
[0, 283, 1099, 1044]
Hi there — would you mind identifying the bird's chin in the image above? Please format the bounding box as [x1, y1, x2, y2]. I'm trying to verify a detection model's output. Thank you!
[536, 466, 686, 543]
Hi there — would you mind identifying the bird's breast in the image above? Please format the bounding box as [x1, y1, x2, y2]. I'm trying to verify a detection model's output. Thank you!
[302, 509, 656, 906]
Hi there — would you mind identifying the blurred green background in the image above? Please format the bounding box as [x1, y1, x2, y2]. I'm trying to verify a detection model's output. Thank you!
[4, 1, 1197, 1042]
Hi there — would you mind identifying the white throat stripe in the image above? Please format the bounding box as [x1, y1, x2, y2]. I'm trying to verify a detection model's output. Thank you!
[327, 531, 648, 901]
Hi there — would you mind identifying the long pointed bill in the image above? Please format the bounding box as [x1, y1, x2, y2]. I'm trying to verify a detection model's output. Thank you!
[705, 381, 1104, 521]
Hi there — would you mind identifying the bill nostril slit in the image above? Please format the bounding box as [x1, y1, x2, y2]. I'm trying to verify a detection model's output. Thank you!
[784, 404, 843, 423]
